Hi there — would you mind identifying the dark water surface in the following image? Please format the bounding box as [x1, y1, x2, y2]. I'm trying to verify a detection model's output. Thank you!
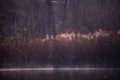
[0, 70, 120, 80]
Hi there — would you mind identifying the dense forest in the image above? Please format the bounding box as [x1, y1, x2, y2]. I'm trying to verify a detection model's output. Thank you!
[0, 0, 120, 68]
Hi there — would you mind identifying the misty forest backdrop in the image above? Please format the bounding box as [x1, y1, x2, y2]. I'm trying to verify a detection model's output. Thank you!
[0, 0, 120, 68]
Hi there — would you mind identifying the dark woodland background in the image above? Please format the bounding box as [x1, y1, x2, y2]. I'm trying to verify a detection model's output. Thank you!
[0, 0, 120, 68]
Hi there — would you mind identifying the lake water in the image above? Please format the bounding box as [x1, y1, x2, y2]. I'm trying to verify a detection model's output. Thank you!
[0, 70, 120, 80]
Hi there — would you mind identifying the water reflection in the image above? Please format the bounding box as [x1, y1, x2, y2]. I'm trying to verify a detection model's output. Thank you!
[1, 70, 120, 80]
